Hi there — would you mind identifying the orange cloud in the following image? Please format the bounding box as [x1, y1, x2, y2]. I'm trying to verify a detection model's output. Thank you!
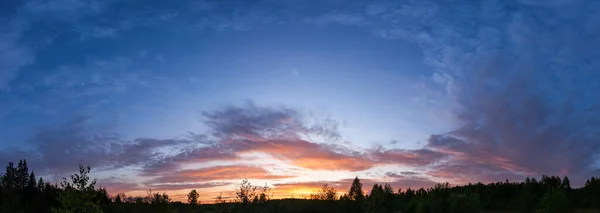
[153, 165, 295, 184]
[229, 139, 375, 171]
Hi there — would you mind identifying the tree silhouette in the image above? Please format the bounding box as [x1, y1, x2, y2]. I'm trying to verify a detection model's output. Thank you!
[345, 177, 365, 213]
[448, 193, 481, 213]
[187, 189, 199, 205]
[1, 161, 17, 189]
[37, 177, 45, 190]
[257, 183, 271, 203]
[365, 184, 384, 213]
[2, 159, 600, 213]
[52, 165, 102, 213]
[382, 183, 396, 211]
[27, 171, 36, 190]
[236, 178, 257, 205]
[562, 176, 571, 190]
[348, 177, 364, 201]
[1, 161, 19, 212]
[114, 193, 122, 204]
[150, 192, 171, 204]
[537, 187, 573, 213]
[310, 184, 337, 200]
[16, 159, 29, 190]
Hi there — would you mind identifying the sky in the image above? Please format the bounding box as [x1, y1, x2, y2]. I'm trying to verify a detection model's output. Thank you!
[1, 0, 600, 203]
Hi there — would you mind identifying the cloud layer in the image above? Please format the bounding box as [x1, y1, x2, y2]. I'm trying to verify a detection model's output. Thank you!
[1, 0, 599, 202]
[0, 103, 447, 200]
[288, 0, 600, 184]
[390, 0, 600, 184]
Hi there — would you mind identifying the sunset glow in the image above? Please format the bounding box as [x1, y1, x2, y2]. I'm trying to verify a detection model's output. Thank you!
[1, 0, 600, 205]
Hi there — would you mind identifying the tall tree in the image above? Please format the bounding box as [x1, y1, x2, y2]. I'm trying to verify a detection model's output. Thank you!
[382, 183, 397, 212]
[348, 177, 364, 201]
[37, 177, 45, 191]
[114, 194, 122, 204]
[187, 189, 199, 205]
[16, 159, 29, 190]
[562, 176, 571, 190]
[1, 161, 17, 189]
[27, 171, 37, 190]
[365, 184, 385, 213]
[346, 177, 365, 213]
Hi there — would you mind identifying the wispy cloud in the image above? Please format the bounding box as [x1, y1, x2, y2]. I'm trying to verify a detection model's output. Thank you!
[21, 0, 122, 23]
[152, 165, 294, 184]
[147, 182, 230, 191]
[370, 146, 446, 166]
[364, 0, 600, 184]
[2, 0, 599, 201]
[1, 102, 447, 193]
[143, 103, 372, 173]
[0, 116, 195, 176]
[278, 0, 600, 185]
[0, 18, 34, 89]
[0, 0, 127, 89]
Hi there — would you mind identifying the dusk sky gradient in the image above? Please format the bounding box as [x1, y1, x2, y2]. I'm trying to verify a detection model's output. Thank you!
[1, 0, 600, 202]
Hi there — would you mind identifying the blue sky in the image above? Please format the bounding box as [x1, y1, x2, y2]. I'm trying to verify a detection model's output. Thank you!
[1, 0, 600, 201]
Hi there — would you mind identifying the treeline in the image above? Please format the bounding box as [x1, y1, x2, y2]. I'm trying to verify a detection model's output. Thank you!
[1, 159, 600, 213]
[0, 160, 110, 213]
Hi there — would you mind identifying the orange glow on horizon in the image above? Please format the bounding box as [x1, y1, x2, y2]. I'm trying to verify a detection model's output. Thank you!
[117, 184, 331, 203]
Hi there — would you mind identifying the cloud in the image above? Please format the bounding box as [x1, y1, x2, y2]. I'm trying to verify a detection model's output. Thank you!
[0, 18, 34, 89]
[1, 102, 447, 182]
[147, 182, 230, 191]
[6, 0, 598, 189]
[370, 146, 446, 166]
[202, 103, 305, 140]
[0, 56, 173, 118]
[385, 172, 405, 179]
[74, 25, 118, 40]
[98, 181, 140, 194]
[151, 165, 294, 184]
[288, 0, 600, 185]
[0, 0, 132, 89]
[142, 103, 372, 173]
[141, 145, 238, 176]
[42, 57, 147, 95]
[1, 103, 376, 180]
[201, 103, 339, 142]
[240, 139, 374, 171]
[400, 171, 419, 176]
[307, 13, 370, 26]
[0, 117, 197, 176]
[189, 0, 219, 11]
[98, 177, 231, 194]
[142, 137, 375, 174]
[358, 0, 600, 185]
[108, 137, 196, 170]
[22, 0, 120, 23]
